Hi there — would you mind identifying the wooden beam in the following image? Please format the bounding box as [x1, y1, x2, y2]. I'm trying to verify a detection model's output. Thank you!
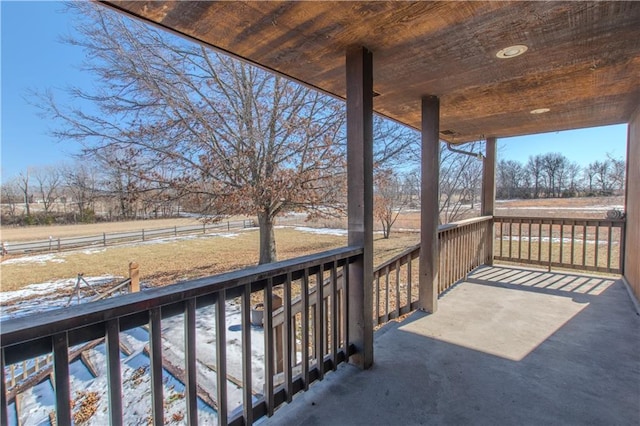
[482, 137, 497, 266]
[420, 96, 440, 314]
[346, 46, 374, 369]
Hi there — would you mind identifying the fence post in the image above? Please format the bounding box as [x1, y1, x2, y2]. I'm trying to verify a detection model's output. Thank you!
[129, 262, 140, 293]
[203, 223, 206, 234]
[57, 238, 61, 252]
[142, 229, 145, 241]
[228, 221, 230, 231]
[103, 233, 107, 246]
[174, 226, 177, 237]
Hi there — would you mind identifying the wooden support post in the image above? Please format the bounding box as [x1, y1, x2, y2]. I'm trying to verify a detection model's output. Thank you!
[129, 262, 140, 293]
[482, 137, 497, 265]
[346, 46, 374, 369]
[419, 96, 440, 314]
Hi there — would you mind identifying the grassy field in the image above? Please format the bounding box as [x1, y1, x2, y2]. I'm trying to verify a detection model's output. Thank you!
[1, 196, 623, 294]
[0, 228, 419, 292]
[0, 196, 622, 242]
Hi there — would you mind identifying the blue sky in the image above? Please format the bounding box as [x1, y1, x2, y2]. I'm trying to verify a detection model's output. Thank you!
[1, 1, 629, 181]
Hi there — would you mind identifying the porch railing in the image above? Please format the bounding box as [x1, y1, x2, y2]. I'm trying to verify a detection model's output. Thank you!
[494, 216, 625, 274]
[373, 216, 493, 325]
[0, 246, 362, 426]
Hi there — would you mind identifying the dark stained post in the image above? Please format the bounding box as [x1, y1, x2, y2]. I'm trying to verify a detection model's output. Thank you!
[419, 96, 440, 314]
[346, 46, 374, 369]
[482, 137, 497, 265]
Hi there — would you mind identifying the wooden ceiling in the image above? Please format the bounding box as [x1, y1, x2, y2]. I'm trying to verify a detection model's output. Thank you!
[102, 1, 639, 144]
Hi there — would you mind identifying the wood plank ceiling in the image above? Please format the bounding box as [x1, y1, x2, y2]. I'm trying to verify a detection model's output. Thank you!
[102, 1, 640, 144]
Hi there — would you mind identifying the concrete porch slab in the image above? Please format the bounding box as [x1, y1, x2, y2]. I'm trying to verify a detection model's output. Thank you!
[261, 266, 640, 426]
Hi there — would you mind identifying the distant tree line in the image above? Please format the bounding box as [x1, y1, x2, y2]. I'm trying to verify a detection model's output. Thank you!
[1, 161, 187, 226]
[497, 152, 625, 200]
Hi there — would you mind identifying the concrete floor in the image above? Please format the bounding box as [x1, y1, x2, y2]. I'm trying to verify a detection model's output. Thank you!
[262, 265, 640, 426]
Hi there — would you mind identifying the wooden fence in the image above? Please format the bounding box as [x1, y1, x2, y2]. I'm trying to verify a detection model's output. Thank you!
[373, 216, 493, 325]
[493, 216, 625, 274]
[1, 219, 255, 255]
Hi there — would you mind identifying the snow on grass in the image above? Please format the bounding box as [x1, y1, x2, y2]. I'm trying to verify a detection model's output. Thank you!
[1, 253, 66, 265]
[496, 205, 624, 211]
[2, 276, 267, 425]
[501, 236, 614, 245]
[1, 229, 252, 267]
[0, 275, 118, 321]
[291, 226, 348, 236]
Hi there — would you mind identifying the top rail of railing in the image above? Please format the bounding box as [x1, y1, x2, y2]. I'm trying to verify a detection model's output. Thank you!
[1, 246, 362, 359]
[493, 215, 625, 225]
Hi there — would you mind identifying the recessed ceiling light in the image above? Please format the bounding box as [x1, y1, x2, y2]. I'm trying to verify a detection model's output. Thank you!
[530, 108, 551, 114]
[496, 44, 528, 59]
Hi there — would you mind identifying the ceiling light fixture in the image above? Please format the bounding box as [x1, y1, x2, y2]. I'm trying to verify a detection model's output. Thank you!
[496, 44, 528, 59]
[530, 108, 551, 114]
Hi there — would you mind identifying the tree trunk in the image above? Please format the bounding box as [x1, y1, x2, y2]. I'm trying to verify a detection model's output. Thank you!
[258, 211, 277, 264]
[24, 194, 30, 216]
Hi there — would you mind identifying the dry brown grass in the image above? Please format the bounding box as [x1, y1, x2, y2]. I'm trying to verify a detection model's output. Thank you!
[0, 228, 419, 293]
[2, 196, 621, 294]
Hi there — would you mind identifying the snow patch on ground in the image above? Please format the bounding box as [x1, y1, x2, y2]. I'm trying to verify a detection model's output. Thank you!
[2, 276, 268, 425]
[0, 276, 118, 321]
[1, 254, 66, 265]
[496, 205, 624, 211]
[1, 229, 253, 267]
[291, 226, 348, 236]
[502, 236, 612, 245]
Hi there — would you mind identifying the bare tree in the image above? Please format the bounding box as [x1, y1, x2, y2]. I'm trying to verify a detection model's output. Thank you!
[439, 142, 484, 223]
[606, 153, 626, 193]
[16, 170, 31, 216]
[592, 160, 611, 195]
[374, 169, 409, 238]
[584, 162, 598, 194]
[541, 153, 567, 198]
[1, 179, 20, 218]
[497, 159, 526, 199]
[41, 3, 351, 264]
[32, 166, 63, 214]
[63, 161, 99, 221]
[526, 155, 544, 198]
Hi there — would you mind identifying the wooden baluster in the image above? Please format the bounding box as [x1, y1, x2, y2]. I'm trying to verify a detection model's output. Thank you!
[582, 224, 588, 267]
[331, 261, 338, 370]
[106, 318, 123, 424]
[149, 308, 164, 426]
[185, 298, 198, 426]
[284, 273, 293, 403]
[241, 284, 253, 424]
[52, 333, 71, 426]
[216, 291, 228, 426]
[301, 269, 310, 390]
[315, 269, 324, 380]
[264, 279, 274, 416]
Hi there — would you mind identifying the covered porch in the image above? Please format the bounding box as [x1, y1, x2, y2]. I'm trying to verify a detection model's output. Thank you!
[265, 265, 639, 425]
[2, 2, 639, 425]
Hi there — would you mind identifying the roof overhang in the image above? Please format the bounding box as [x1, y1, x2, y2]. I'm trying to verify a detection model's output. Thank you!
[100, 1, 640, 144]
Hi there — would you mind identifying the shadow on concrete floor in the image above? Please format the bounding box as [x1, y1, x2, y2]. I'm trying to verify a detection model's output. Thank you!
[262, 266, 640, 426]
